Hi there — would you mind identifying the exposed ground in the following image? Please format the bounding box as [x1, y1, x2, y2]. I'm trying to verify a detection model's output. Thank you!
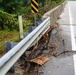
[6, 22, 63, 75]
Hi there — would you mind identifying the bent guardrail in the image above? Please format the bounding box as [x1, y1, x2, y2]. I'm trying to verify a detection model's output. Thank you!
[0, 1, 67, 75]
[0, 17, 50, 75]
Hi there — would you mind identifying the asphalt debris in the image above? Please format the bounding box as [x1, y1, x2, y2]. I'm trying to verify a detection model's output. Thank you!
[6, 23, 63, 75]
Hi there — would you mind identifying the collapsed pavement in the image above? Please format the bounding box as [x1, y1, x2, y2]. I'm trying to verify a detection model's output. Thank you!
[6, 22, 67, 75]
[6, 21, 76, 75]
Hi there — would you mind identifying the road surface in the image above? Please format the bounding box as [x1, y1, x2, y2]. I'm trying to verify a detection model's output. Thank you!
[41, 1, 76, 75]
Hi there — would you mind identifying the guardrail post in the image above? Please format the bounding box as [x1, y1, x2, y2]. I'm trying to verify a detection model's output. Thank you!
[34, 14, 37, 26]
[5, 42, 15, 73]
[18, 15, 24, 40]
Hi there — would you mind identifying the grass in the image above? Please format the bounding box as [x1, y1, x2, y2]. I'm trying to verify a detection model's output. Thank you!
[0, 30, 19, 55]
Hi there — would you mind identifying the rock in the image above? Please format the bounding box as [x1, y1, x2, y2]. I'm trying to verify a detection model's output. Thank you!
[51, 29, 57, 35]
[43, 50, 50, 54]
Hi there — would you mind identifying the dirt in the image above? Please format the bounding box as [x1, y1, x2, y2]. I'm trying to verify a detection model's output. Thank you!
[6, 22, 62, 75]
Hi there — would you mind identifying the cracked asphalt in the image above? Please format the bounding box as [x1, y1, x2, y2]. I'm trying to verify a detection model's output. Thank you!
[6, 1, 76, 75]
[41, 1, 76, 75]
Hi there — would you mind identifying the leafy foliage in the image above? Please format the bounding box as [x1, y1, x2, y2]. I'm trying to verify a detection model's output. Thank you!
[0, 0, 65, 53]
[0, 10, 18, 31]
[0, 0, 24, 14]
[0, 0, 65, 31]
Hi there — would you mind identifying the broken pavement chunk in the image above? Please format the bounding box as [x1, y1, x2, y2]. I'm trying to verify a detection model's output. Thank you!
[30, 54, 50, 65]
[48, 43, 58, 49]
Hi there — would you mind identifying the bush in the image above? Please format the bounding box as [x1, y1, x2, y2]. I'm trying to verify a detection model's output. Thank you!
[23, 19, 33, 32]
[51, 1, 57, 8]
[0, 10, 19, 31]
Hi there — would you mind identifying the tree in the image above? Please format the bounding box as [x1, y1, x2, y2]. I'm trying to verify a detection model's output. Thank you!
[0, 0, 24, 14]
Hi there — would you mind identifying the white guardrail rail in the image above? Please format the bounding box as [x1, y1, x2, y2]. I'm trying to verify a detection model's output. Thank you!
[0, 2, 67, 75]
[0, 17, 50, 75]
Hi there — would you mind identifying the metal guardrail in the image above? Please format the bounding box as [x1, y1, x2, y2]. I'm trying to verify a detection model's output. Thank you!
[0, 2, 67, 75]
[0, 17, 50, 75]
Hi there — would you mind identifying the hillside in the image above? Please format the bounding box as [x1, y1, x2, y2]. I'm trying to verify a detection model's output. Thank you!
[0, 0, 65, 54]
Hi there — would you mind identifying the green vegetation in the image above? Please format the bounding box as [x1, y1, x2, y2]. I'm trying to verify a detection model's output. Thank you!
[0, 30, 19, 54]
[0, 0, 65, 54]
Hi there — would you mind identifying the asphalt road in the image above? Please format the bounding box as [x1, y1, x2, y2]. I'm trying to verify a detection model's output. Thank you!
[41, 1, 76, 75]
